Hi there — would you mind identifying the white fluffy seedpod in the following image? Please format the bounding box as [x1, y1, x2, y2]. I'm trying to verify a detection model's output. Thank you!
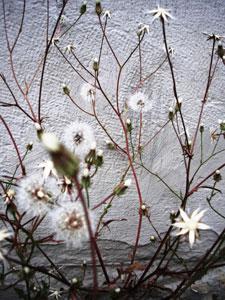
[63, 121, 96, 160]
[17, 174, 59, 216]
[127, 92, 152, 112]
[49, 202, 95, 248]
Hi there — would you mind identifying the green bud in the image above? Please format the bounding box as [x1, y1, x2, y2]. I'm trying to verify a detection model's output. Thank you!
[63, 84, 70, 95]
[26, 142, 33, 151]
[80, 1, 87, 15]
[168, 107, 174, 120]
[213, 170, 222, 182]
[95, 0, 102, 15]
[199, 124, 204, 133]
[217, 41, 225, 58]
[126, 118, 132, 133]
[93, 58, 99, 72]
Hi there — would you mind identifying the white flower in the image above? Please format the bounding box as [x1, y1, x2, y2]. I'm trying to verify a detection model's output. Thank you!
[138, 23, 150, 35]
[49, 289, 62, 300]
[38, 160, 58, 179]
[172, 208, 210, 248]
[50, 202, 95, 248]
[149, 5, 173, 23]
[103, 10, 111, 19]
[41, 133, 60, 153]
[17, 174, 59, 216]
[127, 92, 152, 112]
[63, 121, 96, 159]
[0, 229, 12, 260]
[80, 83, 96, 102]
[64, 44, 75, 54]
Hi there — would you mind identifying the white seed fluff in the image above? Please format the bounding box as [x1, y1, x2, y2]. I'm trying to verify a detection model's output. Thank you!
[50, 202, 95, 248]
[63, 121, 96, 159]
[127, 92, 152, 112]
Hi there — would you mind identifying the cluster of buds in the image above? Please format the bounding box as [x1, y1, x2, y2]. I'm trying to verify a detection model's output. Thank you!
[213, 169, 222, 182]
[85, 147, 104, 167]
[113, 179, 131, 196]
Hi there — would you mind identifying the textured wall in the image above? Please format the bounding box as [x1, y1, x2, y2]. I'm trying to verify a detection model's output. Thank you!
[1, 0, 225, 297]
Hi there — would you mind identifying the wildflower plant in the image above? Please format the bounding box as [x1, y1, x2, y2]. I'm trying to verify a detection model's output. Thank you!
[0, 1, 225, 299]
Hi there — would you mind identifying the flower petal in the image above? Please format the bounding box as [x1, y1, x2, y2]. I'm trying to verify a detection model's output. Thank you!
[179, 208, 190, 223]
[197, 223, 210, 230]
[189, 230, 195, 248]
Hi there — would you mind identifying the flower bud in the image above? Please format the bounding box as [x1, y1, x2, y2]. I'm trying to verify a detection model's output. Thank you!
[95, 0, 102, 15]
[217, 41, 225, 58]
[114, 179, 131, 196]
[150, 235, 156, 242]
[63, 84, 70, 95]
[168, 107, 174, 120]
[199, 123, 204, 133]
[80, 1, 87, 15]
[213, 169, 222, 182]
[81, 168, 91, 188]
[26, 141, 33, 151]
[105, 140, 116, 150]
[126, 118, 132, 132]
[93, 58, 99, 72]
[95, 149, 104, 167]
[35, 123, 43, 140]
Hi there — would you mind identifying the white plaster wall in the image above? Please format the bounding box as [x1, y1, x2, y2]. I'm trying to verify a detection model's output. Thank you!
[1, 0, 225, 250]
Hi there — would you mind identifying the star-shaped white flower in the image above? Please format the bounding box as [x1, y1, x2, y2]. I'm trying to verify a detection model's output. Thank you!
[38, 160, 58, 179]
[149, 5, 173, 23]
[138, 23, 150, 35]
[49, 289, 62, 300]
[103, 10, 111, 19]
[173, 208, 210, 248]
